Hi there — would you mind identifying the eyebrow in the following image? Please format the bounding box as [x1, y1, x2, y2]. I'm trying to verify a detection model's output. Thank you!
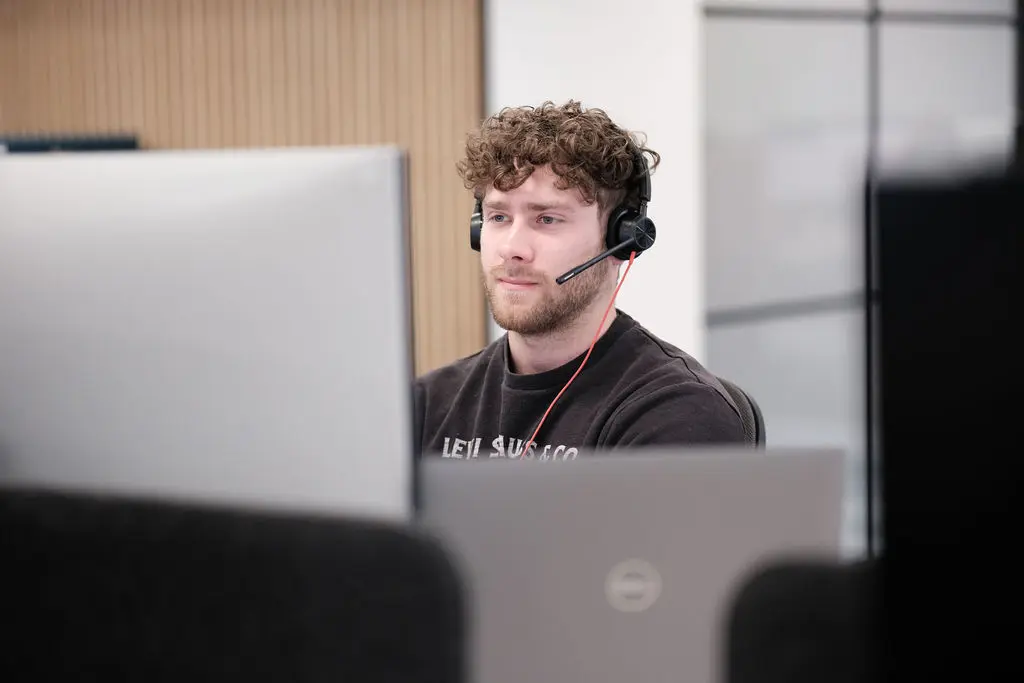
[482, 200, 575, 213]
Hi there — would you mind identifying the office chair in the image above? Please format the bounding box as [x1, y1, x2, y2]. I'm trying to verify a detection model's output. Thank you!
[716, 376, 766, 447]
[724, 558, 877, 683]
[0, 486, 467, 683]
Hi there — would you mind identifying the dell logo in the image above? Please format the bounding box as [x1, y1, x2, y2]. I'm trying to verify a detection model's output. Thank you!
[605, 559, 662, 613]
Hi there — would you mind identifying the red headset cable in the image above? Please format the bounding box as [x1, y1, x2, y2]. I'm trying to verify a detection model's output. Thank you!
[522, 250, 637, 457]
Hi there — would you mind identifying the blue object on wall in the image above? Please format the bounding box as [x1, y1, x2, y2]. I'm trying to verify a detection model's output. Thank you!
[0, 134, 139, 153]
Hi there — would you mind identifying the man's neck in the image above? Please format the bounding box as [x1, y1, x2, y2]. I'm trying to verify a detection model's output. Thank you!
[507, 306, 618, 375]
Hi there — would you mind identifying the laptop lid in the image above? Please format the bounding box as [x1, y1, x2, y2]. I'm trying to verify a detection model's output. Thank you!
[416, 447, 844, 683]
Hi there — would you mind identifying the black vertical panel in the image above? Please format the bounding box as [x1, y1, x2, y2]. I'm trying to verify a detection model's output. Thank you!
[874, 169, 1022, 680]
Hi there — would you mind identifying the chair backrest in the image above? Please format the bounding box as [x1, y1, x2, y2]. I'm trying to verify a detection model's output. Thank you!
[724, 557, 877, 683]
[0, 486, 467, 683]
[716, 376, 766, 447]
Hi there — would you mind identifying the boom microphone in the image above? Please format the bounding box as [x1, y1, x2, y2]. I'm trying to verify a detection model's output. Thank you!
[555, 218, 656, 285]
[555, 239, 635, 284]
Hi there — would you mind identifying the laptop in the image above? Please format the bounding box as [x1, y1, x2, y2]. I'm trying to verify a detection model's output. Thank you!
[416, 447, 845, 683]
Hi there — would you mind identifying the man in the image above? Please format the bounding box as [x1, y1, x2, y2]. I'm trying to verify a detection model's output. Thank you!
[414, 100, 745, 460]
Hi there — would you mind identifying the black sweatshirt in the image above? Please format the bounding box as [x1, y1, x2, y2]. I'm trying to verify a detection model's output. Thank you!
[413, 310, 746, 460]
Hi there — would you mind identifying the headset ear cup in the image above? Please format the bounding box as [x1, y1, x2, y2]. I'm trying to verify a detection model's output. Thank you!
[470, 200, 483, 252]
[605, 205, 632, 252]
[606, 206, 656, 261]
[612, 217, 641, 260]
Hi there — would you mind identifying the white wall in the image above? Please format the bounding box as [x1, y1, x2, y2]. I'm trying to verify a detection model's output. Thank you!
[482, 0, 706, 362]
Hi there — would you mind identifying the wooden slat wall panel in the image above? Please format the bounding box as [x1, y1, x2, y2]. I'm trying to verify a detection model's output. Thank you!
[0, 2, 16, 130]
[0, 0, 485, 375]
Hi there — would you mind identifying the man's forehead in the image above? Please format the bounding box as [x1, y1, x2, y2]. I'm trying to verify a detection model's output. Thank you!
[482, 195, 582, 212]
[482, 181, 591, 211]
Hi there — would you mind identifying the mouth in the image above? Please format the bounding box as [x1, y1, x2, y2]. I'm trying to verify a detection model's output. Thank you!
[497, 278, 539, 290]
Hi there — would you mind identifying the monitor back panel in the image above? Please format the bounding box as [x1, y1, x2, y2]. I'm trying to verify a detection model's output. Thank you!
[0, 147, 415, 520]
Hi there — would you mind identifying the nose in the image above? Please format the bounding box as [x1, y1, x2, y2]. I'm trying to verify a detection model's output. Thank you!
[496, 219, 535, 263]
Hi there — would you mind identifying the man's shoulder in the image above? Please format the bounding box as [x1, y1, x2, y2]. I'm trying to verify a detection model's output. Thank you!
[610, 317, 743, 421]
[595, 320, 746, 445]
[415, 335, 504, 394]
[621, 320, 732, 390]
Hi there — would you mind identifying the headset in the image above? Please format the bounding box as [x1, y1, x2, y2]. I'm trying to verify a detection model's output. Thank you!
[469, 145, 656, 285]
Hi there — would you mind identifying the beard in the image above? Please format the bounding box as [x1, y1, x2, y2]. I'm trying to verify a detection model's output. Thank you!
[484, 254, 614, 337]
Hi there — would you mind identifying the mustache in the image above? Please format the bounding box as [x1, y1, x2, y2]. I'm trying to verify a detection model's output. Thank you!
[489, 265, 548, 283]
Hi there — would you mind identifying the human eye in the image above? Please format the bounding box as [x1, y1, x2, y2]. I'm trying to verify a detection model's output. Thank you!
[538, 215, 560, 225]
[487, 213, 507, 223]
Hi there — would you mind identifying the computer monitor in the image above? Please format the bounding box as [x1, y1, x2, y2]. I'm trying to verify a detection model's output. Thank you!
[0, 146, 415, 520]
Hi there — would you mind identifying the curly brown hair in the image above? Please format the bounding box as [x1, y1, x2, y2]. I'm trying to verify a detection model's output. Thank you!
[456, 100, 661, 214]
